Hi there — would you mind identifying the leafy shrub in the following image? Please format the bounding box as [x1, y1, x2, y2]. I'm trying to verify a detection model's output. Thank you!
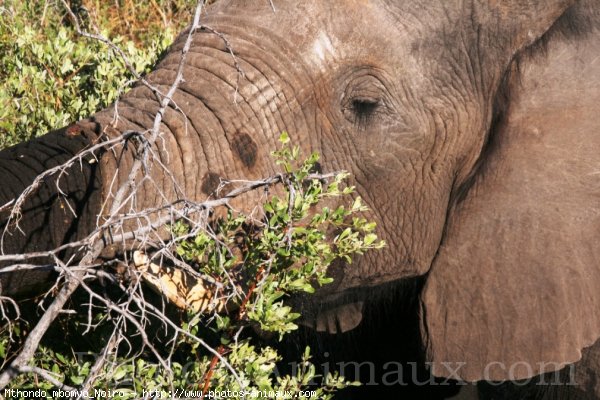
[1, 137, 384, 398]
[76, 0, 199, 44]
[0, 1, 190, 148]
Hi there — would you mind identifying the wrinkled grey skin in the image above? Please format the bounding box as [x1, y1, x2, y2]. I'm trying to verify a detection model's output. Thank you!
[1, 0, 599, 398]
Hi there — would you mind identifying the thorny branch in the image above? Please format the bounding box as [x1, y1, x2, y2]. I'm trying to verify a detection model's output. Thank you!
[0, 0, 340, 394]
[14, 366, 77, 392]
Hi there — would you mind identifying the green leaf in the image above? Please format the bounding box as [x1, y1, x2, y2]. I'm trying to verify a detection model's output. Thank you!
[55, 353, 67, 364]
[112, 367, 128, 381]
[279, 131, 290, 144]
[60, 58, 73, 74]
[364, 233, 378, 245]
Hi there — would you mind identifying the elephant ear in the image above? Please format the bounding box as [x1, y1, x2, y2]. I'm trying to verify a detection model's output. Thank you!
[485, 0, 576, 51]
[421, 4, 600, 382]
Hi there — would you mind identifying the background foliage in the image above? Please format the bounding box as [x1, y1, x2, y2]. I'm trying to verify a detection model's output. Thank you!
[0, 0, 196, 149]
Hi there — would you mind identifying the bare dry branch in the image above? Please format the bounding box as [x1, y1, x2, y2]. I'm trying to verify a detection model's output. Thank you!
[15, 366, 77, 392]
[0, 268, 84, 388]
[0, 0, 340, 393]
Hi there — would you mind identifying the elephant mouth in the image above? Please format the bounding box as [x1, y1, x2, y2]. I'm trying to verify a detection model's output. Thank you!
[127, 209, 368, 333]
[293, 275, 426, 334]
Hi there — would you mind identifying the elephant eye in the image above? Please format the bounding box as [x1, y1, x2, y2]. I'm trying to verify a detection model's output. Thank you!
[350, 98, 380, 126]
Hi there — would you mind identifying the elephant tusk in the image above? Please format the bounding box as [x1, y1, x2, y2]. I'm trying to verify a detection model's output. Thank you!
[132, 251, 234, 314]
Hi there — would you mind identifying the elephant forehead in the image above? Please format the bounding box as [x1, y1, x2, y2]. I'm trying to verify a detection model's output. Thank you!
[300, 6, 420, 78]
[210, 1, 419, 76]
[311, 31, 336, 66]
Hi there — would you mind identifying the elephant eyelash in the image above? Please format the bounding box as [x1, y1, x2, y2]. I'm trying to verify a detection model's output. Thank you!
[351, 98, 380, 126]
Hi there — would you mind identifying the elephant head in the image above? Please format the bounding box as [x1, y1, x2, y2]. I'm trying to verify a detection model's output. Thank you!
[1, 0, 599, 386]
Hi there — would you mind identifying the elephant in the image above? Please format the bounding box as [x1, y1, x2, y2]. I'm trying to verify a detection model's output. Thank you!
[1, 0, 599, 398]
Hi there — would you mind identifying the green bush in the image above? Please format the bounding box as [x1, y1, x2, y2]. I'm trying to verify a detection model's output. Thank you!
[0, 1, 180, 148]
[1, 137, 384, 398]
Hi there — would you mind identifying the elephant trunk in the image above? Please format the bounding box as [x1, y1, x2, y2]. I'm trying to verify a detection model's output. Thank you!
[0, 59, 278, 297]
[0, 23, 311, 298]
[0, 95, 225, 297]
[0, 126, 103, 296]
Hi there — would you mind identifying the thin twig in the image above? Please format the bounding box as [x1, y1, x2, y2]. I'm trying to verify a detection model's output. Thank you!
[0, 268, 84, 388]
[15, 366, 77, 392]
[0, 172, 340, 265]
[77, 324, 121, 398]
